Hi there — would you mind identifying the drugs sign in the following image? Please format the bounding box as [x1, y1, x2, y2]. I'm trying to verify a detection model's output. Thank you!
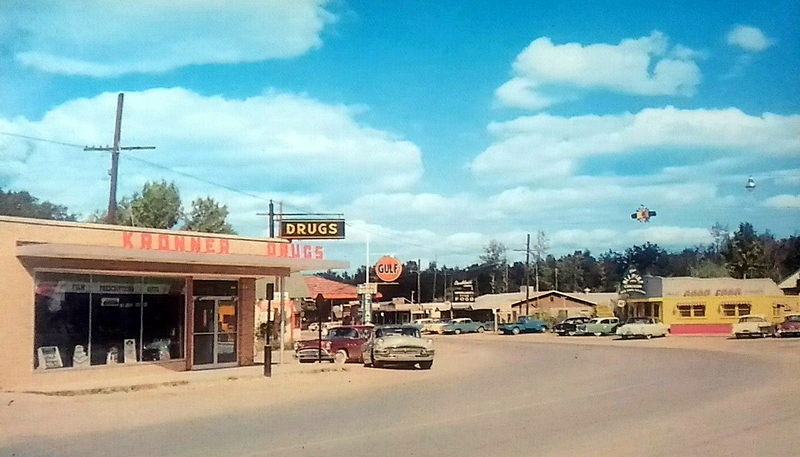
[280, 220, 345, 240]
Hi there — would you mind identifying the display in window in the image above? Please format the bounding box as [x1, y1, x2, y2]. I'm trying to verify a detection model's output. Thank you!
[36, 346, 63, 369]
[123, 338, 137, 364]
[106, 347, 120, 364]
[72, 345, 89, 367]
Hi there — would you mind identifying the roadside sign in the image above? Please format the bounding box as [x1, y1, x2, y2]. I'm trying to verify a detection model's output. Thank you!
[374, 256, 402, 282]
[280, 219, 345, 240]
[357, 283, 378, 295]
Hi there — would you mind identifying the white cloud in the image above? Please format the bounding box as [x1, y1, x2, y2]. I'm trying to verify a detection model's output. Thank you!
[495, 32, 701, 110]
[472, 107, 800, 183]
[763, 194, 800, 209]
[726, 25, 773, 53]
[7, 0, 335, 76]
[0, 88, 423, 219]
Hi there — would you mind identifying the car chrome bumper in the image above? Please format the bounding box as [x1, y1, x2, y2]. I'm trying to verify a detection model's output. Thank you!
[374, 349, 434, 362]
[296, 348, 333, 361]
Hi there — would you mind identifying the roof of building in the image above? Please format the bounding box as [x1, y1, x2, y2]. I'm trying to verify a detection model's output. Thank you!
[779, 269, 799, 291]
[302, 275, 383, 300]
[473, 289, 617, 311]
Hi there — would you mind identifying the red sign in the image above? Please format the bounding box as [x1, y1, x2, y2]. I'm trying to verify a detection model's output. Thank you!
[374, 256, 402, 282]
[122, 232, 325, 259]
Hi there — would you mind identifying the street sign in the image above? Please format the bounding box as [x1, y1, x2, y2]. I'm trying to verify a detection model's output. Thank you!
[280, 219, 345, 239]
[357, 283, 378, 295]
[374, 256, 402, 282]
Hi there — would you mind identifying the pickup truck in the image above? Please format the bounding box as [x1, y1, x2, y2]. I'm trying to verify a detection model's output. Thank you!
[499, 316, 548, 335]
[294, 325, 372, 363]
[441, 318, 490, 335]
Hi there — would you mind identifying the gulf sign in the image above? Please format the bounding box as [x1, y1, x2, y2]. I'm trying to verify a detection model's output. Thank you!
[374, 256, 402, 282]
[280, 219, 345, 240]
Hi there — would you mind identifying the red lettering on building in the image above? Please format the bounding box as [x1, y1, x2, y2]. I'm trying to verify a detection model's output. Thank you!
[219, 239, 230, 254]
[266, 243, 277, 257]
[140, 233, 152, 250]
[158, 234, 170, 251]
[315, 247, 324, 260]
[205, 238, 216, 253]
[279, 243, 289, 257]
[303, 245, 312, 259]
[122, 232, 134, 249]
[291, 244, 301, 258]
[190, 237, 201, 253]
[174, 236, 186, 252]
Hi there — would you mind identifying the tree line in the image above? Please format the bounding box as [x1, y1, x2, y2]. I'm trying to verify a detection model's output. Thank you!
[3, 186, 798, 303]
[318, 224, 800, 303]
[1, 181, 235, 233]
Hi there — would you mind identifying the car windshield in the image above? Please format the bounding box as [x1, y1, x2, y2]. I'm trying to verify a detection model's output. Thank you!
[740, 316, 764, 323]
[376, 327, 419, 338]
[326, 327, 359, 339]
[627, 318, 651, 324]
[785, 315, 800, 322]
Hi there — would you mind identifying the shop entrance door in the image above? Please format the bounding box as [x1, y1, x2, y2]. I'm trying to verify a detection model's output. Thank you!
[192, 296, 238, 368]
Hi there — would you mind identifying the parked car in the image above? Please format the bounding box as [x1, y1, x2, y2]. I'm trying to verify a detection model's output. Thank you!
[499, 316, 549, 335]
[294, 325, 372, 363]
[616, 317, 669, 339]
[411, 318, 434, 332]
[776, 314, 800, 338]
[553, 316, 592, 336]
[732, 314, 775, 338]
[442, 318, 489, 334]
[578, 317, 620, 336]
[362, 325, 434, 369]
[426, 319, 452, 334]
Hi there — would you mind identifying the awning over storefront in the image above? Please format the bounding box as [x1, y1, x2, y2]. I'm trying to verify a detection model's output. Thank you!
[16, 242, 348, 277]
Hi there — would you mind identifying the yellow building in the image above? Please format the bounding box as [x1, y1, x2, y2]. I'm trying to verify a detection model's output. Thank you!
[625, 276, 799, 335]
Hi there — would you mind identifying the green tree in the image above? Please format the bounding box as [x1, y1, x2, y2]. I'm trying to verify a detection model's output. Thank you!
[182, 197, 236, 234]
[690, 259, 730, 278]
[725, 222, 769, 279]
[0, 188, 76, 221]
[118, 180, 182, 229]
[480, 240, 508, 293]
[625, 242, 669, 275]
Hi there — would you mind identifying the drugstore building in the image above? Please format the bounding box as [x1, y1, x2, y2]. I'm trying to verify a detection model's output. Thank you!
[624, 276, 799, 334]
[0, 216, 346, 389]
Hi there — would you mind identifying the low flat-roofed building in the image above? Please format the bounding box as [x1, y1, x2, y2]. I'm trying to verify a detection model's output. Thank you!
[624, 276, 799, 335]
[0, 216, 346, 389]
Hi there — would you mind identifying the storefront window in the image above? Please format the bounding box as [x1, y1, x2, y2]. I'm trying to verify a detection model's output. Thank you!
[34, 273, 90, 369]
[33, 272, 185, 370]
[722, 303, 751, 317]
[677, 304, 705, 317]
[91, 275, 142, 365]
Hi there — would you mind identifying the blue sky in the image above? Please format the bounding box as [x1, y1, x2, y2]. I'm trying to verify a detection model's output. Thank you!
[1, 0, 798, 269]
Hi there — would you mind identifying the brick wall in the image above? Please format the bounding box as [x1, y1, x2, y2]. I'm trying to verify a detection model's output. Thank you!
[238, 278, 256, 366]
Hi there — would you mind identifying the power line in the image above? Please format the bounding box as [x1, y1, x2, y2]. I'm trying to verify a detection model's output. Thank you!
[0, 131, 85, 148]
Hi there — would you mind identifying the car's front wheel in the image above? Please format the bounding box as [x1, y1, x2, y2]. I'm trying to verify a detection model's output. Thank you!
[372, 354, 383, 368]
[477, 326, 485, 333]
[333, 349, 348, 364]
[454, 329, 462, 335]
[511, 327, 520, 335]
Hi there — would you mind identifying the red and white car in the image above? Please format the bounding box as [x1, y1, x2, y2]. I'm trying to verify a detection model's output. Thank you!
[777, 314, 800, 338]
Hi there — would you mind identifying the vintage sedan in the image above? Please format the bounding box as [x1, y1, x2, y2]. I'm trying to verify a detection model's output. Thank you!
[616, 317, 669, 339]
[553, 316, 592, 336]
[362, 325, 434, 369]
[578, 317, 620, 336]
[426, 319, 451, 334]
[441, 318, 489, 334]
[777, 314, 800, 338]
[732, 314, 775, 338]
[498, 316, 548, 335]
[295, 325, 372, 364]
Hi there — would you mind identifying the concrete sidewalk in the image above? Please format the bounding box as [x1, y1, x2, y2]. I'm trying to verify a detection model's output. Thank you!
[4, 349, 345, 396]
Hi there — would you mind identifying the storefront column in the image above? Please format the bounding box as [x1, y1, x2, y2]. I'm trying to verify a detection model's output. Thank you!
[184, 277, 194, 371]
[238, 278, 255, 366]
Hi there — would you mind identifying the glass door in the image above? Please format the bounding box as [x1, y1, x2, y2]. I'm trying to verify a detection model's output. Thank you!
[193, 296, 237, 367]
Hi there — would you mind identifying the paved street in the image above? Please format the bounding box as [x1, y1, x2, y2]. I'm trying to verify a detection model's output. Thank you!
[3, 334, 799, 457]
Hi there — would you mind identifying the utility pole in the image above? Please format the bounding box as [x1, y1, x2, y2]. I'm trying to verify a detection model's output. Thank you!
[525, 233, 531, 316]
[417, 258, 421, 305]
[432, 261, 437, 302]
[84, 93, 155, 224]
[268, 200, 275, 237]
